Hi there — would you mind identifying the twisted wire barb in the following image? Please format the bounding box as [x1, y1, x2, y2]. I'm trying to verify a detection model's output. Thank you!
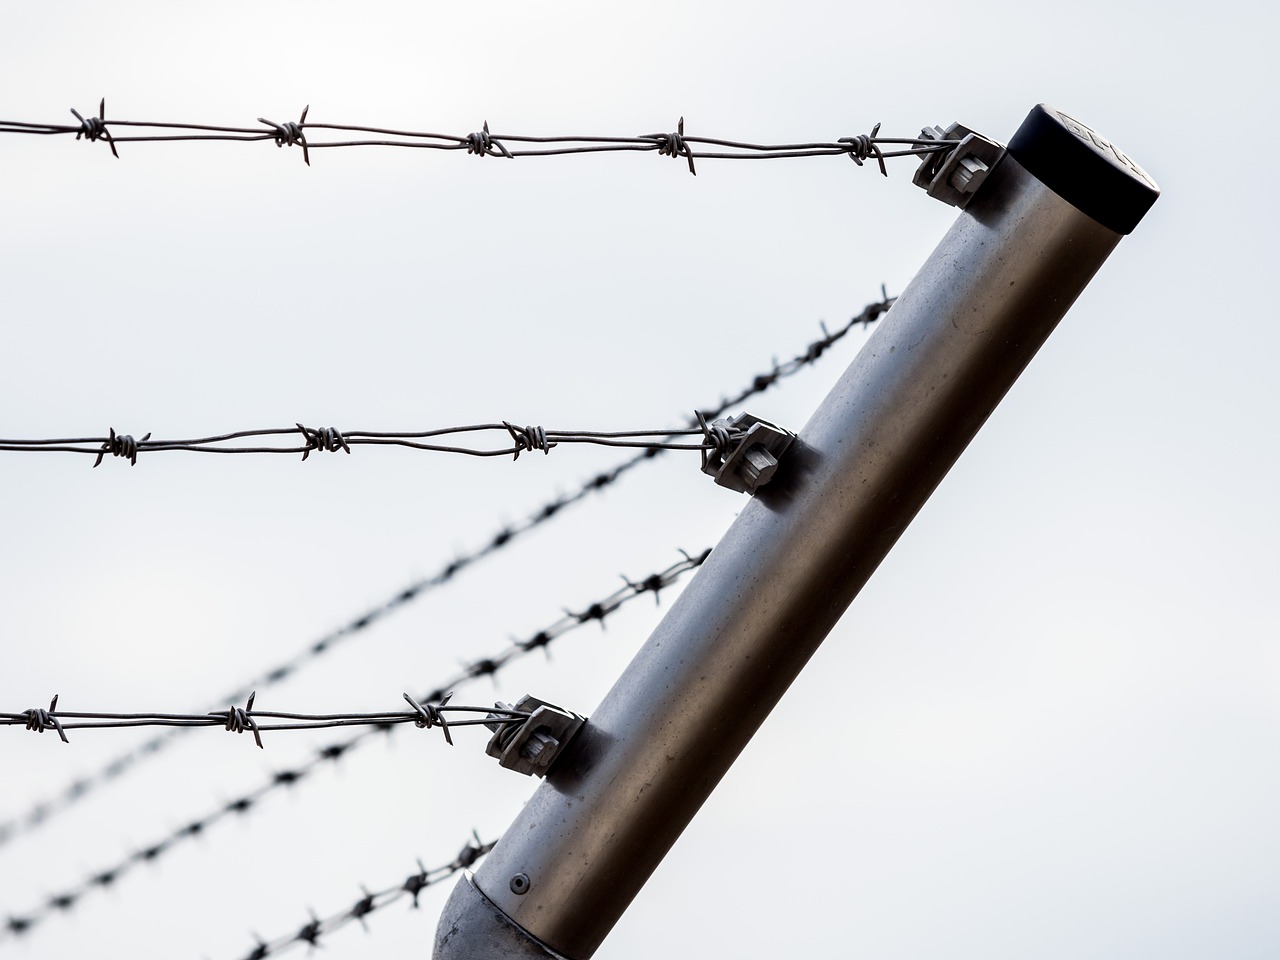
[0, 103, 958, 172]
[21, 696, 68, 744]
[0, 550, 708, 941]
[228, 833, 493, 960]
[69, 98, 118, 158]
[0, 422, 724, 466]
[259, 105, 310, 165]
[0, 694, 525, 746]
[0, 293, 891, 852]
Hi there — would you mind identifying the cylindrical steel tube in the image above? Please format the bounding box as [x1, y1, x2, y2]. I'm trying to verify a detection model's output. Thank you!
[435, 105, 1158, 960]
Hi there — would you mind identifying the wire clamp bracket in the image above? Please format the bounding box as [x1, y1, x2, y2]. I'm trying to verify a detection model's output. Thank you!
[913, 122, 1006, 208]
[484, 695, 585, 778]
[700, 411, 795, 494]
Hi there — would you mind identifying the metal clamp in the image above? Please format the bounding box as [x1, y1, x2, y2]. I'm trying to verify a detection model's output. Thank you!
[912, 122, 1006, 208]
[484, 695, 585, 778]
[700, 412, 795, 495]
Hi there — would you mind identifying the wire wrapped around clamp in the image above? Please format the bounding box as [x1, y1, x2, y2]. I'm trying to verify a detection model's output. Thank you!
[695, 410, 737, 472]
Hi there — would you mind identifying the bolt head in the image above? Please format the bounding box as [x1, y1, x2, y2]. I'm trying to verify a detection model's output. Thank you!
[950, 155, 991, 194]
[740, 446, 779, 491]
[520, 730, 560, 767]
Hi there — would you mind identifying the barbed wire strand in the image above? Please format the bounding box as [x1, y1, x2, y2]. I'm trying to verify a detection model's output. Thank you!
[0, 422, 731, 465]
[2, 695, 527, 744]
[1, 103, 958, 173]
[0, 293, 891, 851]
[228, 832, 494, 960]
[0, 549, 708, 942]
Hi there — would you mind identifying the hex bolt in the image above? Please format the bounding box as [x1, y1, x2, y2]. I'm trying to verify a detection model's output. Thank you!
[951, 154, 990, 194]
[510, 873, 531, 895]
[739, 446, 779, 492]
[520, 730, 560, 768]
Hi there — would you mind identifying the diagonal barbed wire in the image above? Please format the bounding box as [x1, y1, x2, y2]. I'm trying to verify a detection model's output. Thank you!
[0, 421, 727, 467]
[226, 832, 494, 960]
[0, 293, 891, 852]
[3, 693, 526, 747]
[2, 101, 958, 175]
[0, 549, 708, 942]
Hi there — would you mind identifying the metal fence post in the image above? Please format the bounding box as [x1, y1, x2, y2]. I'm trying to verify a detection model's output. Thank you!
[433, 104, 1159, 960]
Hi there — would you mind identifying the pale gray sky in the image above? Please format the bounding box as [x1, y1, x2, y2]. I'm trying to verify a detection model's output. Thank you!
[2, 2, 1277, 958]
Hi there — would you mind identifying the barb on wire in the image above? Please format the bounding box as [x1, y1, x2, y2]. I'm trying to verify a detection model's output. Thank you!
[0, 693, 525, 746]
[465, 120, 511, 158]
[259, 105, 310, 165]
[21, 696, 68, 744]
[0, 421, 731, 466]
[69, 98, 118, 158]
[229, 832, 493, 960]
[840, 121, 888, 176]
[0, 104, 958, 173]
[643, 116, 697, 175]
[0, 550, 708, 942]
[0, 292, 891, 852]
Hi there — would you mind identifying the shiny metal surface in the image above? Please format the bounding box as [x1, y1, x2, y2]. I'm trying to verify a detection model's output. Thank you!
[447, 154, 1125, 959]
[433, 874, 560, 960]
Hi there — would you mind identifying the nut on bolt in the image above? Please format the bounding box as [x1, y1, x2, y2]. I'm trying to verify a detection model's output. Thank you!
[912, 122, 1006, 209]
[484, 695, 586, 778]
[700, 412, 795, 495]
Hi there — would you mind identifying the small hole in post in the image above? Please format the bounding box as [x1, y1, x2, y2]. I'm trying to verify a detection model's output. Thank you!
[510, 873, 531, 895]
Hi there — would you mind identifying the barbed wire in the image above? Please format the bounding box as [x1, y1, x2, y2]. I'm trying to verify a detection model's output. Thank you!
[0, 292, 890, 851]
[227, 832, 494, 960]
[0, 421, 725, 467]
[2, 101, 958, 174]
[3, 693, 525, 747]
[0, 549, 708, 942]
[3, 828, 493, 955]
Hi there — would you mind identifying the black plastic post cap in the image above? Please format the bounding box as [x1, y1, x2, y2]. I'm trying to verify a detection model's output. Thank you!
[1007, 104, 1159, 235]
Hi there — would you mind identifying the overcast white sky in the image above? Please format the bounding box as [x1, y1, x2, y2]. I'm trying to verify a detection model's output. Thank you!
[2, 2, 1278, 958]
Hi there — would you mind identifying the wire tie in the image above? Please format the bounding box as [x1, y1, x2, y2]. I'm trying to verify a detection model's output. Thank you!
[70, 98, 119, 158]
[295, 422, 350, 460]
[24, 695, 69, 743]
[503, 422, 551, 460]
[837, 122, 887, 177]
[218, 692, 263, 749]
[465, 121, 511, 158]
[403, 691, 453, 746]
[258, 105, 310, 165]
[93, 427, 150, 467]
[643, 116, 696, 175]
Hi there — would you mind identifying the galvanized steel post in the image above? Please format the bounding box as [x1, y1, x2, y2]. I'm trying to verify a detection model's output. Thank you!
[433, 104, 1159, 960]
